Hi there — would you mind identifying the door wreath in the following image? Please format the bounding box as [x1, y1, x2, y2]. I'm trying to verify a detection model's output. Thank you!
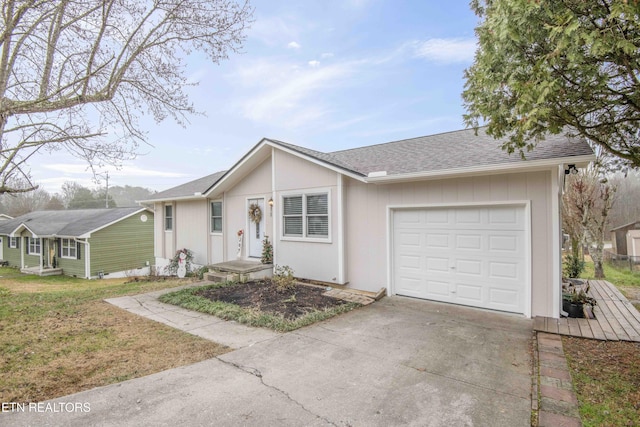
[248, 203, 262, 224]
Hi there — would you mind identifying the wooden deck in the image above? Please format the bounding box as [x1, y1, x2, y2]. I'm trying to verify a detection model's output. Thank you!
[534, 280, 640, 342]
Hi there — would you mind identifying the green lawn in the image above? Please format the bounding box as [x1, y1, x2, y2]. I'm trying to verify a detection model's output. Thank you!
[566, 260, 640, 427]
[579, 260, 640, 288]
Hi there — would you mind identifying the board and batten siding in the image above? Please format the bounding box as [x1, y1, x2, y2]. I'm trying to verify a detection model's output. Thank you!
[224, 157, 273, 260]
[56, 243, 85, 277]
[272, 150, 342, 284]
[89, 211, 154, 277]
[344, 170, 556, 318]
[1, 237, 21, 266]
[174, 200, 208, 265]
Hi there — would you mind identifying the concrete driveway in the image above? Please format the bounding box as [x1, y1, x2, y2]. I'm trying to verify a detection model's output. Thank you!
[2, 296, 533, 427]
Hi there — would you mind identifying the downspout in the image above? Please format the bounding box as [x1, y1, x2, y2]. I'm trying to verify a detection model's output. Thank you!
[75, 238, 90, 279]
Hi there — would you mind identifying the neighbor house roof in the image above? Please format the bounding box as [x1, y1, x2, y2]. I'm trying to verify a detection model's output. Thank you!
[610, 220, 640, 231]
[150, 127, 595, 201]
[0, 207, 147, 238]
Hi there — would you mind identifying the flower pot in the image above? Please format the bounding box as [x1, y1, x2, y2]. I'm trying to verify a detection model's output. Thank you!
[563, 299, 585, 318]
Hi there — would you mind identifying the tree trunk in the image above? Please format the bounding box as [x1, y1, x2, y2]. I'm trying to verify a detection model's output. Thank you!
[592, 243, 606, 279]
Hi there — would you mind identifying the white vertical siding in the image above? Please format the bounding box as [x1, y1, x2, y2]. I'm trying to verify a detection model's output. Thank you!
[175, 199, 209, 265]
[344, 170, 556, 317]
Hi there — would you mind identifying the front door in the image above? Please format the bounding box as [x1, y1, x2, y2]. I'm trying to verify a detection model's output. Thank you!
[248, 198, 265, 258]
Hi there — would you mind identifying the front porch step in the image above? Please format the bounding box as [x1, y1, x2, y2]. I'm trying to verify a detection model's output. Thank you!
[20, 267, 63, 276]
[207, 260, 273, 283]
[205, 271, 235, 283]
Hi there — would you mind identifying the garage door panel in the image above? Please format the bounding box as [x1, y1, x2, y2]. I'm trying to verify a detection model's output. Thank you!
[455, 234, 483, 250]
[425, 233, 450, 248]
[488, 261, 520, 280]
[455, 259, 482, 276]
[393, 206, 527, 315]
[425, 280, 453, 298]
[426, 256, 450, 273]
[455, 282, 483, 303]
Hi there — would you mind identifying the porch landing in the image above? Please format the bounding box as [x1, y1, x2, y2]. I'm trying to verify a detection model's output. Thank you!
[534, 280, 640, 342]
[206, 260, 273, 282]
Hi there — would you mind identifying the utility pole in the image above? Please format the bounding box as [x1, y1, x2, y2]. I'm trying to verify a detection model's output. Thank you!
[105, 171, 109, 208]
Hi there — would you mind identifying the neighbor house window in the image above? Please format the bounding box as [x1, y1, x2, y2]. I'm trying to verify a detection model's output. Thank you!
[210, 201, 222, 233]
[165, 205, 173, 231]
[9, 237, 18, 248]
[28, 237, 41, 255]
[61, 238, 77, 259]
[283, 193, 329, 238]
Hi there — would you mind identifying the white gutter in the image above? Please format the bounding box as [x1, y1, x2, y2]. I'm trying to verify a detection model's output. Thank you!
[137, 193, 207, 204]
[364, 154, 596, 184]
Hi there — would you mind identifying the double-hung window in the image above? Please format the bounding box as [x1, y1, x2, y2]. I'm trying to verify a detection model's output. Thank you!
[28, 237, 41, 255]
[283, 193, 329, 239]
[61, 238, 77, 259]
[9, 237, 18, 248]
[210, 201, 222, 233]
[165, 205, 173, 231]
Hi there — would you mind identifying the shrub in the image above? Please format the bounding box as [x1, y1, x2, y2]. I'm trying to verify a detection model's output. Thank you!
[261, 235, 273, 264]
[563, 254, 585, 278]
[272, 265, 295, 292]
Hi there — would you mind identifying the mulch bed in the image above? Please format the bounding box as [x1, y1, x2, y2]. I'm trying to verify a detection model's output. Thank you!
[195, 280, 351, 320]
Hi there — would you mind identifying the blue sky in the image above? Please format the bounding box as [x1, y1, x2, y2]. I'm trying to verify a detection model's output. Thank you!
[33, 0, 479, 194]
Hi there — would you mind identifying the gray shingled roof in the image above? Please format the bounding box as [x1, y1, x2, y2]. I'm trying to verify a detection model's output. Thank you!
[144, 171, 226, 201]
[153, 127, 593, 199]
[0, 207, 144, 237]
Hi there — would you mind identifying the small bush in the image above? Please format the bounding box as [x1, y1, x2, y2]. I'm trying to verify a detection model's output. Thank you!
[564, 255, 585, 278]
[272, 265, 295, 292]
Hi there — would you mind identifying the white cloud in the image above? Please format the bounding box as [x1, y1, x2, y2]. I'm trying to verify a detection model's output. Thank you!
[235, 59, 355, 127]
[321, 52, 334, 59]
[413, 38, 476, 64]
[287, 41, 301, 49]
[308, 60, 320, 68]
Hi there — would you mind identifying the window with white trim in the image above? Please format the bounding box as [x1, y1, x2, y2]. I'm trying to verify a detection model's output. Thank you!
[210, 201, 222, 233]
[165, 205, 173, 231]
[9, 237, 18, 248]
[283, 193, 329, 238]
[28, 237, 41, 255]
[61, 238, 77, 259]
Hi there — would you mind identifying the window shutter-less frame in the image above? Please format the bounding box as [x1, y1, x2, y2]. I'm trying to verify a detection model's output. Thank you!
[283, 196, 303, 236]
[306, 194, 328, 237]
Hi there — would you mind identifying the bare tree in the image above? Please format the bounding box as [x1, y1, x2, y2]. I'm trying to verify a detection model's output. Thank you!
[0, 179, 52, 215]
[563, 170, 616, 279]
[0, 0, 253, 194]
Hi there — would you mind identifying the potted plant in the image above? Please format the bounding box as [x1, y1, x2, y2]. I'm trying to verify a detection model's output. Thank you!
[562, 283, 597, 318]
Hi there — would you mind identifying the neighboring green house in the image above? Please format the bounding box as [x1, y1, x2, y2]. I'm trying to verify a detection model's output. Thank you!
[0, 208, 154, 278]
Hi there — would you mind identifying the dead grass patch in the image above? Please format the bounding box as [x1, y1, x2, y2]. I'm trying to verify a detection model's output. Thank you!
[0, 269, 229, 403]
[563, 337, 640, 427]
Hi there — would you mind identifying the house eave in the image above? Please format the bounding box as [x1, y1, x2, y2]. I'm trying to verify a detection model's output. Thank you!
[364, 154, 596, 184]
[137, 194, 206, 204]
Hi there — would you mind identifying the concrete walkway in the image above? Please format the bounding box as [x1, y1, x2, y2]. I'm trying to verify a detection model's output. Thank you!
[2, 293, 534, 427]
[105, 284, 280, 349]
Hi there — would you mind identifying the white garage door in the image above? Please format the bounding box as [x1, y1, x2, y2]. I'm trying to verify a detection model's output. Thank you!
[393, 205, 527, 314]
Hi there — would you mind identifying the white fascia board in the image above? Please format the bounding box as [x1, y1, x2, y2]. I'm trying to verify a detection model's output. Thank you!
[204, 138, 368, 197]
[9, 223, 37, 237]
[266, 141, 367, 182]
[137, 194, 206, 203]
[203, 139, 270, 197]
[365, 154, 596, 184]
